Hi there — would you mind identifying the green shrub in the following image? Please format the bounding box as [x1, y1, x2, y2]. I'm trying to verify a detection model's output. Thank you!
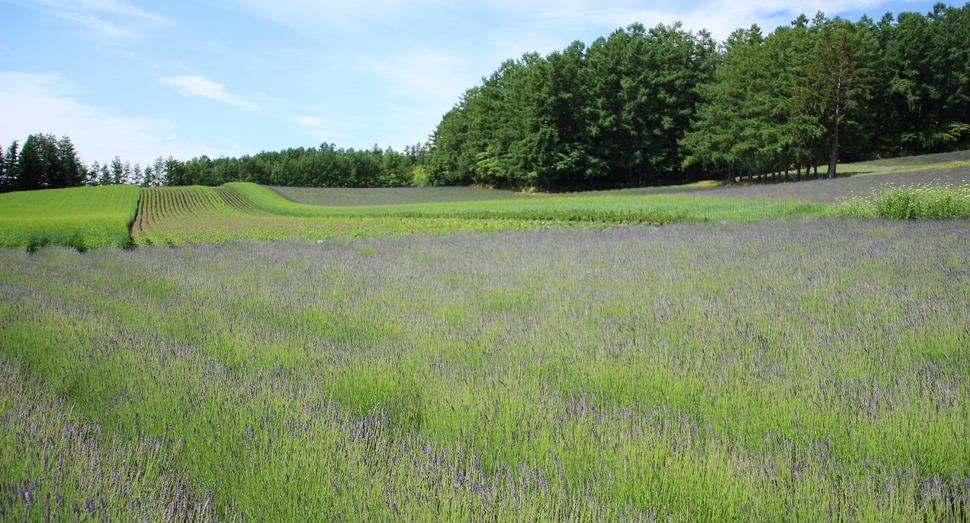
[832, 185, 970, 219]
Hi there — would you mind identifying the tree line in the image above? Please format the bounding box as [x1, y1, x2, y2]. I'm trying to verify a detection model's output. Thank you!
[3, 3, 967, 194]
[0, 133, 174, 192]
[0, 137, 430, 193]
[168, 144, 429, 188]
[426, 3, 970, 189]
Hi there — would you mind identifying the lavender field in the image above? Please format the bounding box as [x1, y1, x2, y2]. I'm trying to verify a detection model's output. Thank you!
[1, 215, 968, 522]
[615, 163, 970, 203]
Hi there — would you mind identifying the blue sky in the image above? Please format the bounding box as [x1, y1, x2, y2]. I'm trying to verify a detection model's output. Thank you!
[0, 0, 946, 166]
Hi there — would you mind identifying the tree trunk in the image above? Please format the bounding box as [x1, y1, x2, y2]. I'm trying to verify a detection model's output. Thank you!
[827, 123, 838, 178]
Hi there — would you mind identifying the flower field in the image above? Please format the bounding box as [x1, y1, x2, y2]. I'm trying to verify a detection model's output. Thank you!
[2, 157, 970, 521]
[1, 217, 968, 521]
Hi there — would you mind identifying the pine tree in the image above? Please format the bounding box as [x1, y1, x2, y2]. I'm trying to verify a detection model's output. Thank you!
[16, 134, 47, 191]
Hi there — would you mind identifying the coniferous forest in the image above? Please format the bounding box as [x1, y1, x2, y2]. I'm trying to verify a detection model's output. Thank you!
[2, 3, 968, 193]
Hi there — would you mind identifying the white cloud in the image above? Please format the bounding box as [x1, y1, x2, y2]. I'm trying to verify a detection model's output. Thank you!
[293, 115, 325, 127]
[0, 71, 220, 165]
[161, 75, 258, 111]
[223, 0, 919, 42]
[22, 0, 169, 22]
[311, 130, 349, 139]
[54, 10, 133, 37]
[292, 116, 349, 140]
[11, 0, 169, 37]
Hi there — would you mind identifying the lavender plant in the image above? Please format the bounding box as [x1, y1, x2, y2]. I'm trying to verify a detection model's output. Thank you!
[1, 217, 967, 521]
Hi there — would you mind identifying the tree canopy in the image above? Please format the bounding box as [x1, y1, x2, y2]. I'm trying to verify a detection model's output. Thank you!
[430, 3, 970, 189]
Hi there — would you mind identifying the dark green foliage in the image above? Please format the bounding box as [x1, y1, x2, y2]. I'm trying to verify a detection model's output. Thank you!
[431, 3, 970, 190]
[166, 143, 430, 188]
[427, 23, 715, 191]
[683, 14, 880, 182]
[873, 3, 970, 155]
[0, 141, 17, 192]
[2, 133, 87, 193]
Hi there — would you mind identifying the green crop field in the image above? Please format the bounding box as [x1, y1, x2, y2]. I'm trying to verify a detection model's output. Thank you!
[230, 181, 826, 223]
[131, 185, 554, 246]
[270, 185, 536, 206]
[1, 155, 969, 522]
[0, 185, 140, 250]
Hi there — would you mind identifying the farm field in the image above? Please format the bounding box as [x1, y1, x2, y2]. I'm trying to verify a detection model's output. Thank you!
[127, 182, 829, 247]
[131, 185, 555, 246]
[0, 185, 139, 250]
[1, 217, 968, 521]
[616, 163, 970, 203]
[270, 185, 536, 206]
[230, 181, 826, 222]
[1, 155, 970, 521]
[4, 160, 970, 251]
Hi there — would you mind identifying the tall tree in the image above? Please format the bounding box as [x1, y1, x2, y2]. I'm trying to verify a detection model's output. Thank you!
[0, 141, 17, 192]
[110, 156, 125, 185]
[795, 14, 879, 178]
[16, 134, 48, 191]
[53, 135, 85, 188]
[682, 25, 770, 181]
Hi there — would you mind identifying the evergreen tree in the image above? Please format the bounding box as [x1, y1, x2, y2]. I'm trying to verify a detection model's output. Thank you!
[16, 134, 47, 191]
[682, 25, 769, 182]
[799, 14, 878, 177]
[0, 141, 18, 192]
[86, 161, 102, 186]
[110, 156, 125, 185]
[54, 135, 85, 188]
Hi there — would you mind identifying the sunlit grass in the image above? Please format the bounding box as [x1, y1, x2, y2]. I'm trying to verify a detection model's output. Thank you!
[0, 185, 139, 250]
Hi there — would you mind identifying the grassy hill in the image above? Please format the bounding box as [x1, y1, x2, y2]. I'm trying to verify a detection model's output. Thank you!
[0, 185, 139, 250]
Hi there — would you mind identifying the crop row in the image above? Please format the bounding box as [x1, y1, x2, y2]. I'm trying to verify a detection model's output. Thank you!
[132, 185, 555, 246]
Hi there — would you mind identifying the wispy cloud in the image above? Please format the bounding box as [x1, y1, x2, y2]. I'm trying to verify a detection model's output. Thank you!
[14, 0, 169, 36]
[292, 115, 349, 139]
[293, 115, 325, 127]
[54, 10, 132, 36]
[24, 0, 169, 22]
[0, 71, 219, 165]
[223, 0, 913, 42]
[161, 75, 258, 111]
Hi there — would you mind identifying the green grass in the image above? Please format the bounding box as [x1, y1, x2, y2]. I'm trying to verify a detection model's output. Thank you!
[0, 185, 140, 250]
[832, 184, 970, 218]
[2, 150, 969, 520]
[235, 182, 825, 223]
[4, 150, 967, 253]
[840, 149, 970, 174]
